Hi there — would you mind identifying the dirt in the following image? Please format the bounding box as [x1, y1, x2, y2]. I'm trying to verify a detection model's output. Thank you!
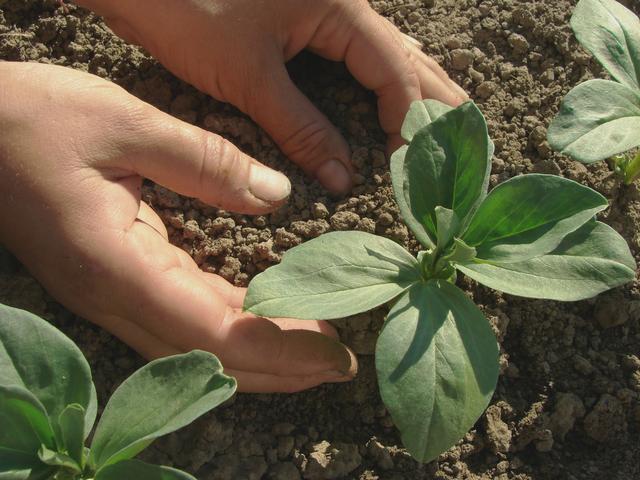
[1, 0, 640, 479]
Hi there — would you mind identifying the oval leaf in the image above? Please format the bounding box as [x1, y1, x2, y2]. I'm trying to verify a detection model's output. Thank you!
[37, 446, 80, 474]
[90, 350, 236, 470]
[435, 207, 460, 253]
[0, 385, 56, 479]
[462, 174, 608, 262]
[398, 102, 490, 244]
[391, 145, 435, 249]
[571, 0, 640, 90]
[457, 220, 636, 300]
[401, 99, 454, 142]
[244, 231, 421, 320]
[376, 281, 499, 463]
[547, 79, 640, 163]
[95, 459, 196, 480]
[58, 404, 86, 467]
[0, 304, 97, 441]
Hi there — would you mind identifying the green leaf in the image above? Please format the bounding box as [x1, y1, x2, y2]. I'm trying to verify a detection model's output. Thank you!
[0, 458, 52, 480]
[391, 145, 435, 249]
[398, 102, 490, 245]
[401, 99, 454, 142]
[37, 446, 80, 474]
[244, 231, 422, 320]
[0, 304, 97, 441]
[457, 220, 636, 300]
[445, 238, 477, 264]
[435, 207, 460, 253]
[0, 385, 56, 479]
[90, 351, 236, 470]
[376, 282, 499, 463]
[58, 404, 85, 466]
[95, 459, 196, 480]
[547, 79, 640, 163]
[571, 0, 640, 90]
[462, 174, 608, 262]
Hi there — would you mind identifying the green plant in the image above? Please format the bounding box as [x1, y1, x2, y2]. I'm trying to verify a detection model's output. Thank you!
[0, 303, 236, 480]
[547, 0, 640, 184]
[243, 100, 636, 463]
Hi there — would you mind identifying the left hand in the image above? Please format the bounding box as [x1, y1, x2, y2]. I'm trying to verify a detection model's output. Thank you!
[0, 62, 357, 393]
[76, 0, 468, 194]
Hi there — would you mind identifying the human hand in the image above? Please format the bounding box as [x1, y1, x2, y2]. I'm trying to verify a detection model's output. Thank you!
[0, 62, 357, 392]
[76, 0, 468, 194]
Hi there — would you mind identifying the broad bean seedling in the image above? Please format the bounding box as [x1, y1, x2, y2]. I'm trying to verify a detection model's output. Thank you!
[0, 303, 236, 480]
[548, 0, 640, 184]
[244, 100, 636, 463]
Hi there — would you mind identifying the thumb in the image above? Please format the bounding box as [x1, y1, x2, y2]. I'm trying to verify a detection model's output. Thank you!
[235, 61, 354, 195]
[117, 103, 291, 215]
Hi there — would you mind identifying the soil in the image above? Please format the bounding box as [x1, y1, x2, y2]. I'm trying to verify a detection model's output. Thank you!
[1, 0, 640, 479]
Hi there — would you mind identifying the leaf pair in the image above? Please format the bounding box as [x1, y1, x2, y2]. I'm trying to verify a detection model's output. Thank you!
[397, 101, 635, 301]
[547, 0, 640, 165]
[392, 101, 492, 249]
[0, 304, 237, 479]
[244, 99, 636, 464]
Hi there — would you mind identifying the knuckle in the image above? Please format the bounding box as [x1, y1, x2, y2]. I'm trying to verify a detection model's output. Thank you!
[203, 134, 242, 191]
[278, 122, 333, 172]
[271, 330, 288, 376]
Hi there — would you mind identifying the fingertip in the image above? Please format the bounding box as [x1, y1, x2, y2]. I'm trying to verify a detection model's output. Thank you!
[450, 79, 470, 104]
[386, 134, 406, 158]
[248, 163, 292, 203]
[315, 159, 353, 195]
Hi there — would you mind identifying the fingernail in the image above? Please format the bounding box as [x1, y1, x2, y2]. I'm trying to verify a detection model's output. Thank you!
[402, 32, 423, 48]
[316, 159, 352, 194]
[332, 345, 358, 378]
[249, 164, 291, 202]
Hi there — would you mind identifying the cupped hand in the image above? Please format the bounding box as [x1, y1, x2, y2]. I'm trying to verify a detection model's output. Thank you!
[77, 0, 468, 194]
[0, 62, 356, 392]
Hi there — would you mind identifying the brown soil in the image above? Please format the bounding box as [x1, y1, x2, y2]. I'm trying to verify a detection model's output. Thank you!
[1, 0, 639, 479]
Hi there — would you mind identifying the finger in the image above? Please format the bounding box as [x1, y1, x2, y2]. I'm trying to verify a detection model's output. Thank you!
[101, 220, 357, 379]
[309, 5, 421, 138]
[201, 272, 246, 308]
[200, 272, 342, 340]
[240, 60, 353, 194]
[113, 100, 291, 215]
[191, 271, 342, 339]
[170, 243, 200, 271]
[388, 19, 468, 103]
[166, 246, 341, 340]
[92, 312, 181, 359]
[95, 305, 349, 394]
[136, 201, 168, 240]
[227, 368, 354, 394]
[310, 5, 465, 139]
[402, 40, 468, 103]
[270, 317, 340, 341]
[212, 312, 358, 378]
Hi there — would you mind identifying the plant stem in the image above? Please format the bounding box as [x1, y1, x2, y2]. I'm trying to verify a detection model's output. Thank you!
[623, 151, 640, 185]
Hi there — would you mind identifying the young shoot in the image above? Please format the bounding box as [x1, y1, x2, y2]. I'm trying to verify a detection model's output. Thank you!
[244, 99, 636, 463]
[0, 303, 236, 480]
[547, 0, 640, 184]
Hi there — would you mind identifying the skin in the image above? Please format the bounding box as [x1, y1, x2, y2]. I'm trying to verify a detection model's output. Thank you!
[0, 0, 466, 393]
